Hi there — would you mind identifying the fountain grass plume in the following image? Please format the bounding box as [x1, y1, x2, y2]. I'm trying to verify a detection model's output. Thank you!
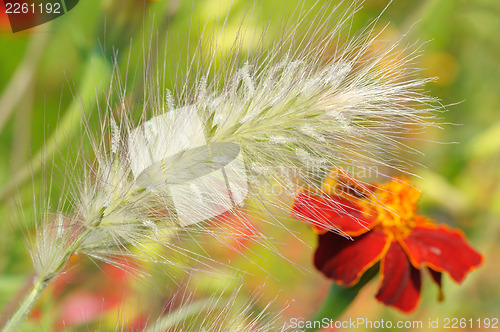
[142, 280, 290, 332]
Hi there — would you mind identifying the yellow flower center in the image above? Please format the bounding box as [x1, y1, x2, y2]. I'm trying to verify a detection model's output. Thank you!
[360, 178, 421, 238]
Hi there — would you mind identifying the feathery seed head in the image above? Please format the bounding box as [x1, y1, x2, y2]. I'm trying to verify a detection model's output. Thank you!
[28, 0, 440, 291]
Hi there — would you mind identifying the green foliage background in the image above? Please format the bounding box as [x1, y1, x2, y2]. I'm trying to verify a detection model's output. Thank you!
[0, 0, 499, 330]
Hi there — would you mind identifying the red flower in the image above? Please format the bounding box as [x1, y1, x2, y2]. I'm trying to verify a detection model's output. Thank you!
[292, 169, 483, 313]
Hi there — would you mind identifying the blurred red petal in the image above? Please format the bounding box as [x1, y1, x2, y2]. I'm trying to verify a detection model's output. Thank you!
[58, 291, 115, 328]
[102, 258, 138, 281]
[95, 258, 139, 300]
[216, 210, 260, 251]
[0, 2, 9, 28]
[292, 192, 376, 235]
[376, 242, 421, 313]
[402, 225, 483, 283]
[314, 229, 390, 286]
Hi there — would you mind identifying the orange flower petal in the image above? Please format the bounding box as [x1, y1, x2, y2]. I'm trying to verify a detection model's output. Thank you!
[292, 192, 376, 236]
[376, 242, 421, 313]
[402, 225, 483, 283]
[216, 210, 260, 252]
[314, 229, 390, 286]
